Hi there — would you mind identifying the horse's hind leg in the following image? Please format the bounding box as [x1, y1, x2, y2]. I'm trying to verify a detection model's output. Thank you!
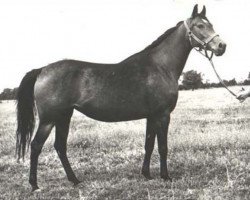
[29, 121, 54, 191]
[54, 111, 80, 185]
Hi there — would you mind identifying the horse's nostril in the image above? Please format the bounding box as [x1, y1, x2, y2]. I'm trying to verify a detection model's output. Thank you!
[218, 42, 226, 50]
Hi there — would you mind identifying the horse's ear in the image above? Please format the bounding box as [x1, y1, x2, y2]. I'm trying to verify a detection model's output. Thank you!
[192, 4, 198, 17]
[200, 5, 206, 16]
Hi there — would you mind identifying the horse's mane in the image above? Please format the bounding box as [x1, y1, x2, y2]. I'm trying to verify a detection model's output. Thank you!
[144, 21, 183, 51]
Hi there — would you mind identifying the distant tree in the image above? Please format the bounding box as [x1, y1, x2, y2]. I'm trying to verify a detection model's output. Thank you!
[182, 70, 203, 90]
[0, 87, 18, 100]
[228, 78, 237, 86]
[241, 72, 250, 85]
[243, 79, 250, 85]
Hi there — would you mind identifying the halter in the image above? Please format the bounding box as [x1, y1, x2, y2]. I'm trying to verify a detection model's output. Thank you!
[183, 20, 239, 99]
[184, 20, 218, 60]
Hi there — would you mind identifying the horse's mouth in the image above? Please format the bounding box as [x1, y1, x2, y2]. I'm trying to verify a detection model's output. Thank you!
[214, 50, 225, 56]
[215, 51, 224, 56]
[212, 47, 226, 56]
[205, 49, 224, 57]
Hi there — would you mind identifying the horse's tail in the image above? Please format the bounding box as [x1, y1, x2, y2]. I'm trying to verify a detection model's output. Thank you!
[16, 68, 42, 161]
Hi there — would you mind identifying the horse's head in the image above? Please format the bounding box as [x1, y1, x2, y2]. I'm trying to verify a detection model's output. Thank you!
[185, 4, 226, 56]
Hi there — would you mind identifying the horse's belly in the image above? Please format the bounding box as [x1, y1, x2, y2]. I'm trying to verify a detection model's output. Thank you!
[74, 101, 148, 122]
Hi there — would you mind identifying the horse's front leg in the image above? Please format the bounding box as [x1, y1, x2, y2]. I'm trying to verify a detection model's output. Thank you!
[141, 117, 157, 179]
[156, 111, 172, 181]
[142, 112, 171, 180]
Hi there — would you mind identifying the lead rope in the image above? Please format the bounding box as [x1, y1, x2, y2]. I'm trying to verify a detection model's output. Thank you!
[192, 47, 237, 97]
[208, 58, 237, 97]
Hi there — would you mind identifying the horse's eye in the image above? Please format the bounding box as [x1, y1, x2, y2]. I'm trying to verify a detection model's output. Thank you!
[197, 24, 205, 29]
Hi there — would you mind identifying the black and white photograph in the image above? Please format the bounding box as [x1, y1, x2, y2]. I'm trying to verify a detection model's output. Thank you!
[0, 0, 249, 199]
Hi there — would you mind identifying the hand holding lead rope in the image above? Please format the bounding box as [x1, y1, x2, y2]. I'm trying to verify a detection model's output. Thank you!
[236, 87, 250, 103]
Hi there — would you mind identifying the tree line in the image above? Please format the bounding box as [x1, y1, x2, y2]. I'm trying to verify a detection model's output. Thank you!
[0, 71, 250, 100]
[179, 71, 250, 90]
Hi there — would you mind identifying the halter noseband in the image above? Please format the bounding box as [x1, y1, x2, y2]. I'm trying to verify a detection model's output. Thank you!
[184, 20, 219, 60]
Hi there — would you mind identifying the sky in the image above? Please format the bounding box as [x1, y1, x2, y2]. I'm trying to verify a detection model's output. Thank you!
[0, 0, 249, 91]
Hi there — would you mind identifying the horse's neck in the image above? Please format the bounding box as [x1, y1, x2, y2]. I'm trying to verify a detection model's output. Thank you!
[150, 24, 192, 80]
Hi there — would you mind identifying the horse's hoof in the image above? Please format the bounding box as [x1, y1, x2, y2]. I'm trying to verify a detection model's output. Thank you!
[31, 187, 41, 193]
[161, 174, 172, 182]
[142, 171, 153, 180]
[73, 180, 82, 186]
[161, 173, 172, 182]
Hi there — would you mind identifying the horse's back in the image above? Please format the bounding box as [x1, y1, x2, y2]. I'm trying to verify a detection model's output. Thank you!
[34, 59, 150, 121]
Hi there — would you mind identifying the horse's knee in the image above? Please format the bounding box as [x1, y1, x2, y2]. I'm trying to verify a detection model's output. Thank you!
[145, 145, 154, 155]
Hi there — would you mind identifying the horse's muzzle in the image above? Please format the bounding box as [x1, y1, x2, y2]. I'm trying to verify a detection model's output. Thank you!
[208, 36, 226, 56]
[215, 42, 226, 56]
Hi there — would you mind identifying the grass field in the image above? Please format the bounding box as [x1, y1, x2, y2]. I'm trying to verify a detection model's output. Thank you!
[0, 87, 250, 199]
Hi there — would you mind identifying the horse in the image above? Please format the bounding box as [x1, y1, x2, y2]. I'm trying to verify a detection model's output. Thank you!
[16, 4, 226, 191]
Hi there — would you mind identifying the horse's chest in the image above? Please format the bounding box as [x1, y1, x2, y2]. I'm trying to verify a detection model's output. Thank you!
[146, 76, 178, 112]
